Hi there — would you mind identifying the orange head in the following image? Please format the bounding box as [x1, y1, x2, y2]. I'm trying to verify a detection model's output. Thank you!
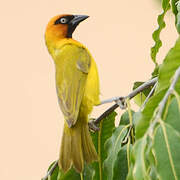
[45, 14, 89, 42]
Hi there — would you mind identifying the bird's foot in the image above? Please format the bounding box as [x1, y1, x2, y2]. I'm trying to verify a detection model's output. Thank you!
[88, 118, 100, 132]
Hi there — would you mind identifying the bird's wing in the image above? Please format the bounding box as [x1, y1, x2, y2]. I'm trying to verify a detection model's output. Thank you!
[55, 44, 91, 128]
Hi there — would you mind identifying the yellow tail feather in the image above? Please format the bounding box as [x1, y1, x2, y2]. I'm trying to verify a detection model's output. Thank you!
[58, 118, 98, 173]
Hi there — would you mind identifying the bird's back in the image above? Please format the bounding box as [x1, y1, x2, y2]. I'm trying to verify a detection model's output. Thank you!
[52, 38, 100, 119]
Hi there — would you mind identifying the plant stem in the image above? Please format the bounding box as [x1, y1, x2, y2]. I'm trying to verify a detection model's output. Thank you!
[126, 99, 135, 144]
[80, 172, 83, 180]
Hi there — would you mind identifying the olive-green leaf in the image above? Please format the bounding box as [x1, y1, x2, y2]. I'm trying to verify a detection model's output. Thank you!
[164, 97, 180, 133]
[172, 0, 179, 15]
[135, 89, 166, 139]
[58, 168, 80, 180]
[171, 0, 180, 33]
[112, 145, 130, 180]
[132, 82, 153, 106]
[156, 37, 180, 94]
[57, 164, 94, 180]
[127, 138, 149, 180]
[103, 125, 128, 180]
[176, 1, 180, 33]
[151, 0, 170, 65]
[119, 110, 135, 126]
[46, 161, 95, 180]
[153, 123, 180, 180]
[44, 162, 80, 180]
[151, 65, 160, 78]
[91, 111, 117, 180]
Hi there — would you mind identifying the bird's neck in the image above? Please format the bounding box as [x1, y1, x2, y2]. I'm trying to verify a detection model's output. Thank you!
[45, 34, 82, 56]
[45, 27, 67, 51]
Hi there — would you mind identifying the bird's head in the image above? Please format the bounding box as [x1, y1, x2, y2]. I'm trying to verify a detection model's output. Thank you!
[45, 14, 89, 41]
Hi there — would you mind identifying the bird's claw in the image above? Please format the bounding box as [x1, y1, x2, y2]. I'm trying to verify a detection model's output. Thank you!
[88, 119, 100, 132]
[114, 96, 127, 109]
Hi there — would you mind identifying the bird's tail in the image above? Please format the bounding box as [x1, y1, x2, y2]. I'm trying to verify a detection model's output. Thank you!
[59, 117, 98, 173]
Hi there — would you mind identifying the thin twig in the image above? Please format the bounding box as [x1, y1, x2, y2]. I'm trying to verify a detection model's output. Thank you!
[94, 77, 157, 125]
[126, 99, 135, 144]
[126, 77, 158, 99]
[100, 78, 158, 106]
[94, 103, 119, 125]
[140, 82, 158, 111]
[42, 160, 58, 180]
[122, 125, 132, 144]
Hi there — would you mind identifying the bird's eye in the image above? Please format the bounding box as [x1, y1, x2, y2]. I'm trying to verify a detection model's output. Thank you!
[60, 18, 68, 24]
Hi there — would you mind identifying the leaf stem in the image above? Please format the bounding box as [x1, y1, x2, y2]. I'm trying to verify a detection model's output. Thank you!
[126, 99, 135, 144]
[98, 121, 103, 180]
[80, 172, 83, 180]
[127, 137, 131, 171]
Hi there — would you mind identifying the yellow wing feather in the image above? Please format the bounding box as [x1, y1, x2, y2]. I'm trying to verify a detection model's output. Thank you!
[55, 44, 91, 127]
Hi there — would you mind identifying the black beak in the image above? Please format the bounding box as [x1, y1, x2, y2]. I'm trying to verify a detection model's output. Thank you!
[70, 15, 89, 26]
[67, 15, 89, 38]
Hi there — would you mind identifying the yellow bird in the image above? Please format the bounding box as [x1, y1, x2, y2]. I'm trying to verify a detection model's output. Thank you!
[45, 14, 100, 173]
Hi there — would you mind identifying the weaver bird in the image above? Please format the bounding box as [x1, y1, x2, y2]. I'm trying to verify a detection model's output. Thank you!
[45, 14, 100, 173]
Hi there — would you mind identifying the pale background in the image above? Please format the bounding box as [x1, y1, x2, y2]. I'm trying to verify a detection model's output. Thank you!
[0, 0, 178, 179]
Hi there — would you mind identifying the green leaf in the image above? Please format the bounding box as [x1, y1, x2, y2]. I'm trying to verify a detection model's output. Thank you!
[172, 0, 179, 15]
[176, 1, 180, 33]
[58, 168, 80, 180]
[119, 110, 135, 126]
[91, 111, 117, 180]
[156, 37, 180, 94]
[58, 165, 95, 180]
[135, 89, 166, 139]
[153, 123, 180, 180]
[132, 111, 143, 127]
[151, 65, 160, 78]
[46, 162, 95, 180]
[164, 97, 180, 133]
[103, 125, 128, 180]
[133, 82, 153, 106]
[112, 145, 130, 180]
[151, 0, 170, 65]
[45, 162, 80, 180]
[127, 138, 149, 180]
[171, 0, 180, 33]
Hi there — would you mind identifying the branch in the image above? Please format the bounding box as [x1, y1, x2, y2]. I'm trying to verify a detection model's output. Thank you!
[93, 77, 157, 125]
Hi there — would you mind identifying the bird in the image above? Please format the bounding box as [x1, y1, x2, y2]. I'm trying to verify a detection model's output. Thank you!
[45, 14, 100, 173]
